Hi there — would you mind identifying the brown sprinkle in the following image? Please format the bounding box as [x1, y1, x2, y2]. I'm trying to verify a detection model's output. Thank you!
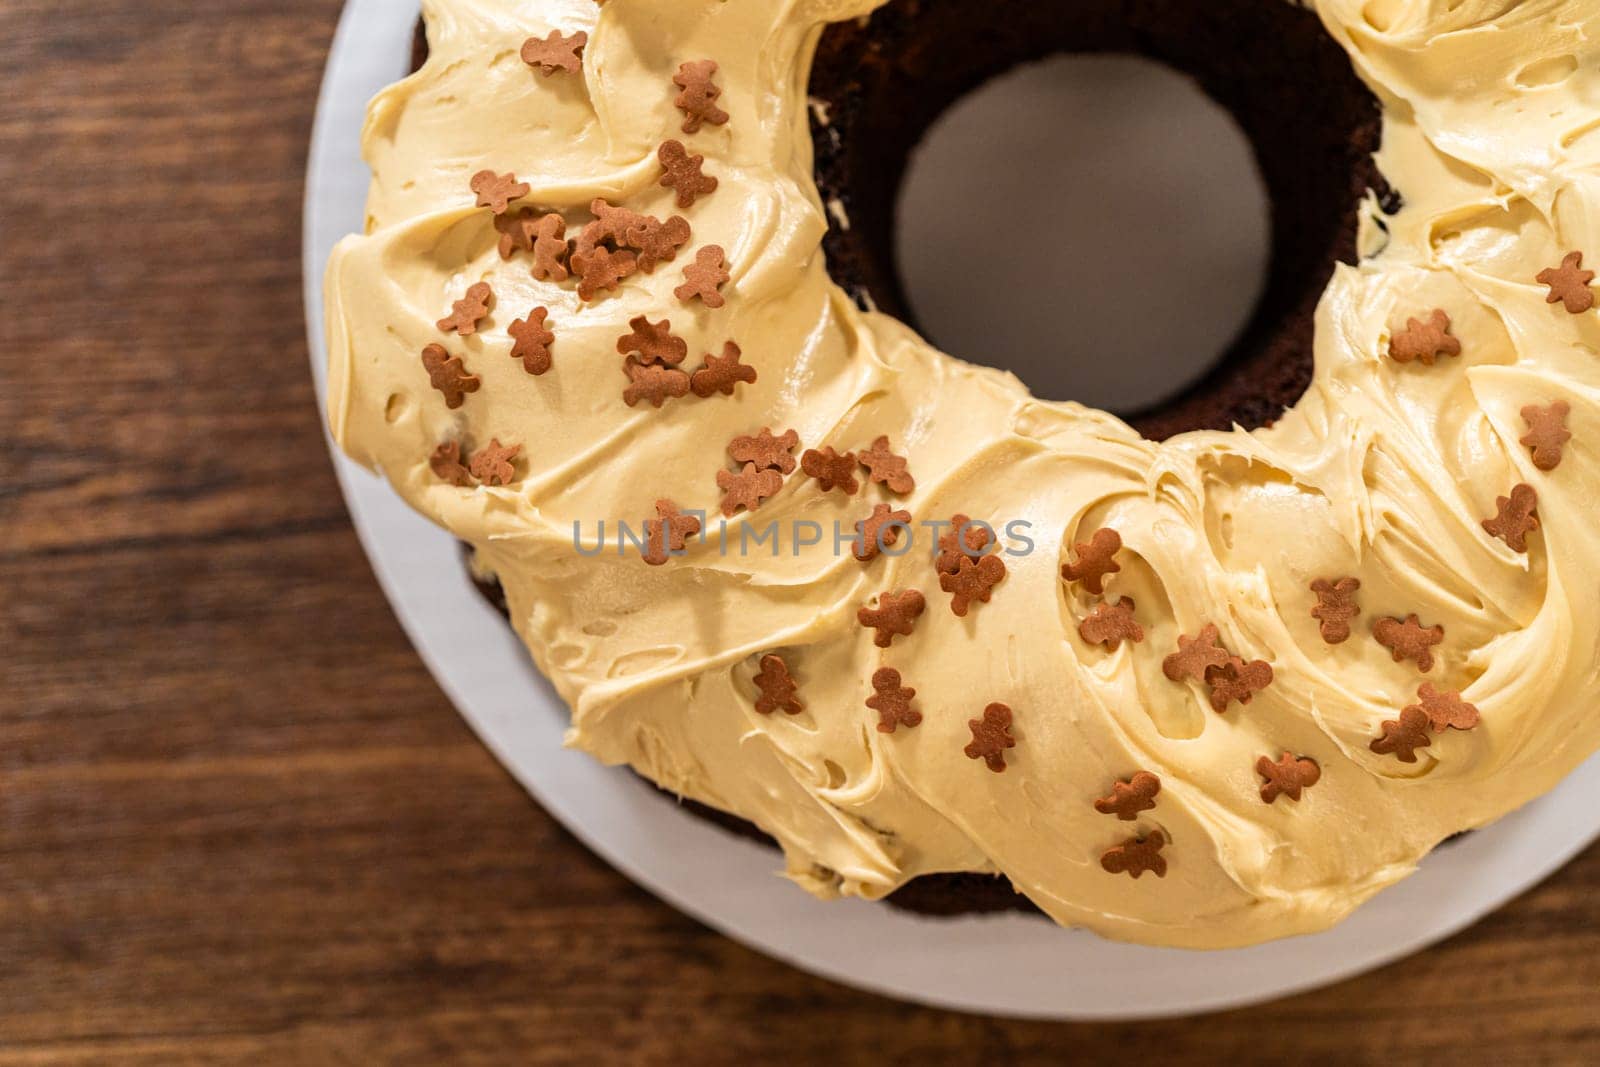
[658, 139, 718, 209]
[752, 655, 802, 716]
[940, 553, 1006, 617]
[495, 209, 539, 259]
[1387, 309, 1460, 366]
[437, 282, 493, 336]
[508, 306, 555, 375]
[1537, 251, 1595, 314]
[1408, 682, 1480, 732]
[642, 499, 701, 565]
[728, 428, 799, 474]
[520, 29, 586, 76]
[429, 441, 474, 487]
[469, 171, 528, 215]
[753, 654, 802, 715]
[858, 436, 915, 494]
[622, 358, 690, 408]
[530, 214, 570, 281]
[716, 462, 784, 517]
[1371, 705, 1432, 763]
[867, 667, 921, 734]
[675, 245, 729, 308]
[1061, 527, 1122, 595]
[672, 59, 730, 134]
[1310, 576, 1361, 644]
[1482, 483, 1539, 552]
[468, 438, 520, 487]
[936, 515, 993, 574]
[801, 446, 859, 494]
[1373, 614, 1444, 672]
[964, 702, 1015, 772]
[1101, 831, 1167, 879]
[1162, 623, 1232, 683]
[1093, 772, 1161, 821]
[1520, 400, 1571, 471]
[624, 213, 693, 274]
[854, 503, 912, 562]
[1256, 752, 1320, 803]
[574, 245, 637, 301]
[857, 589, 925, 648]
[1204, 656, 1273, 713]
[616, 316, 687, 366]
[1079, 597, 1144, 651]
[690, 341, 755, 398]
[420, 343, 479, 409]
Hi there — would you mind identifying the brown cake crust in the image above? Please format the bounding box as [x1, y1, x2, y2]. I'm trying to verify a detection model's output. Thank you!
[422, 0, 1397, 917]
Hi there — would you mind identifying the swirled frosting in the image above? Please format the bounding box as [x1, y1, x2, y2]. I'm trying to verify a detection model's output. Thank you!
[326, 0, 1600, 947]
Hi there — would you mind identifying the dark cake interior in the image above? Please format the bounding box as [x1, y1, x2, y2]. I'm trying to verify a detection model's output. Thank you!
[415, 0, 1396, 917]
[807, 0, 1395, 439]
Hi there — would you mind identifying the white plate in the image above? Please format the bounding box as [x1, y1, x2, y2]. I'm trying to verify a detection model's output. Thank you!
[302, 0, 1600, 1020]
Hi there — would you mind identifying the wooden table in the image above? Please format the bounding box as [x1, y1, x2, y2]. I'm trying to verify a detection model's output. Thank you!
[2, 2, 1597, 1061]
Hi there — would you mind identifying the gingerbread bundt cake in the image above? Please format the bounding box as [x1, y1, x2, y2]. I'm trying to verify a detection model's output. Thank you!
[327, 0, 1600, 947]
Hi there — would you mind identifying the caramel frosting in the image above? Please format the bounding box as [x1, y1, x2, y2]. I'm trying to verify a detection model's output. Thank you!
[325, 0, 1600, 947]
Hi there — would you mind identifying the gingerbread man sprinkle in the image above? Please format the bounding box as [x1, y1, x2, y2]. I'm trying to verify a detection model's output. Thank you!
[530, 214, 570, 282]
[1408, 683, 1480, 732]
[935, 515, 992, 574]
[1371, 705, 1432, 763]
[964, 702, 1016, 772]
[508, 306, 555, 375]
[690, 341, 756, 398]
[1061, 527, 1122, 595]
[436, 282, 493, 336]
[1310, 576, 1361, 644]
[1482, 483, 1539, 552]
[642, 499, 701, 566]
[753, 654, 803, 715]
[520, 29, 586, 76]
[866, 667, 921, 733]
[1162, 624, 1232, 683]
[622, 359, 691, 408]
[1520, 400, 1571, 472]
[1101, 831, 1167, 879]
[1204, 656, 1274, 713]
[858, 436, 915, 494]
[1256, 752, 1321, 803]
[468, 438, 520, 487]
[1387, 309, 1460, 366]
[728, 428, 799, 474]
[674, 245, 729, 308]
[1079, 597, 1144, 651]
[854, 503, 912, 562]
[420, 344, 479, 409]
[940, 553, 1007, 617]
[672, 59, 730, 134]
[1093, 772, 1161, 820]
[716, 462, 784, 516]
[801, 446, 859, 494]
[1537, 251, 1595, 314]
[1373, 614, 1444, 672]
[429, 441, 474, 487]
[469, 171, 528, 215]
[857, 589, 925, 648]
[616, 316, 687, 366]
[658, 139, 718, 209]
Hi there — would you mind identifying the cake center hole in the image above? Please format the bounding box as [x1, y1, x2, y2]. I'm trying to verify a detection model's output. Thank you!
[894, 54, 1271, 416]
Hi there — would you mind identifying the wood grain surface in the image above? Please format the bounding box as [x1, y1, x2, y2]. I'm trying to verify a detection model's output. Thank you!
[2, 2, 1597, 1062]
